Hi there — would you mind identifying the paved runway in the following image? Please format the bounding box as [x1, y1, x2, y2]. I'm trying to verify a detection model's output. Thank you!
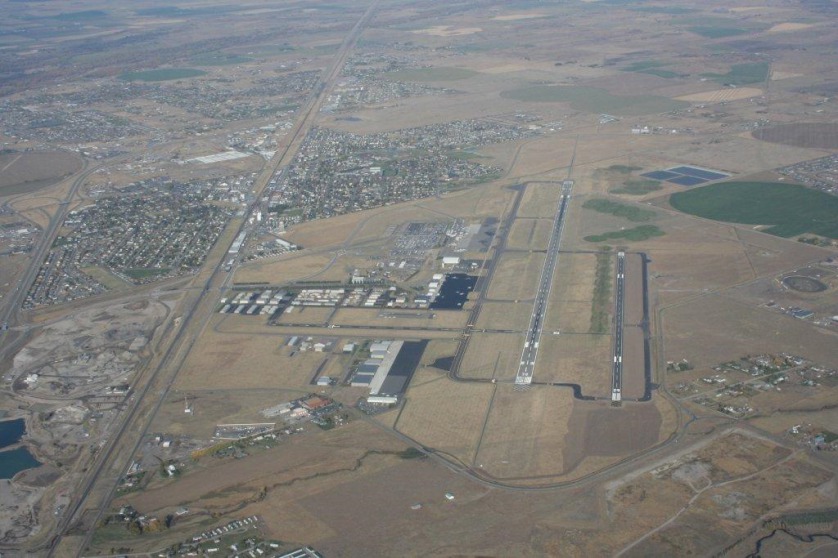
[611, 251, 626, 402]
[515, 180, 573, 386]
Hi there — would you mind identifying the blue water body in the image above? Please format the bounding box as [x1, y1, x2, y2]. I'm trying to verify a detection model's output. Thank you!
[0, 447, 42, 479]
[0, 418, 26, 449]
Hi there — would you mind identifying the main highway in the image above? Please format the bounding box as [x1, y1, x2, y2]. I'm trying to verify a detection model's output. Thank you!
[514, 178, 574, 386]
[611, 250, 626, 402]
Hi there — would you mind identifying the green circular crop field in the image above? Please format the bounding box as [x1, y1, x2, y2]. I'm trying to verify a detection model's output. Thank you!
[670, 181, 838, 239]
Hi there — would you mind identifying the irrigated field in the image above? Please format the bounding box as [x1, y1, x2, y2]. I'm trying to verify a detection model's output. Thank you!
[670, 182, 838, 238]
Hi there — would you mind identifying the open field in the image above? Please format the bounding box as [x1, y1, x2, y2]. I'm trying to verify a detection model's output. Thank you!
[174, 320, 333, 391]
[396, 368, 494, 463]
[0, 151, 82, 197]
[701, 62, 770, 86]
[505, 217, 552, 251]
[517, 183, 562, 219]
[544, 251, 599, 333]
[500, 86, 689, 116]
[474, 385, 575, 480]
[383, 67, 478, 81]
[535, 334, 612, 396]
[118, 68, 207, 81]
[752, 122, 838, 149]
[670, 182, 838, 238]
[474, 301, 533, 332]
[675, 87, 763, 103]
[486, 251, 545, 301]
[234, 252, 340, 284]
[457, 333, 523, 381]
[663, 294, 838, 372]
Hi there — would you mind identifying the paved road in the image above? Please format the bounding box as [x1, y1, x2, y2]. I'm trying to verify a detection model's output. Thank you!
[515, 179, 573, 386]
[611, 251, 626, 402]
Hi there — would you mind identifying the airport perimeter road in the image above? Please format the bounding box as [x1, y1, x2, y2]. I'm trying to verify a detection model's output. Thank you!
[611, 251, 626, 402]
[515, 179, 573, 386]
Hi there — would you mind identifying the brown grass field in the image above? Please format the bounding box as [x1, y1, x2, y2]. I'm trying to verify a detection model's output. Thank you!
[457, 332, 523, 381]
[517, 182, 563, 219]
[174, 323, 333, 391]
[623, 253, 645, 326]
[662, 294, 838, 371]
[544, 251, 599, 333]
[620, 327, 646, 400]
[535, 333, 612, 396]
[396, 368, 494, 463]
[0, 151, 82, 196]
[474, 384, 575, 480]
[505, 217, 553, 251]
[486, 250, 545, 300]
[234, 252, 339, 284]
[474, 301, 531, 331]
[331, 307, 469, 329]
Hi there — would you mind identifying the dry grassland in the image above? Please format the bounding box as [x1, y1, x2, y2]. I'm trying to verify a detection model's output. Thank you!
[275, 305, 333, 325]
[234, 252, 338, 284]
[151, 388, 304, 439]
[486, 251, 545, 300]
[475, 385, 575, 479]
[627, 456, 832, 557]
[654, 135, 825, 174]
[535, 334, 612, 396]
[174, 326, 330, 391]
[517, 183, 562, 218]
[412, 26, 482, 36]
[662, 294, 838, 370]
[504, 136, 577, 180]
[675, 87, 763, 103]
[545, 251, 598, 332]
[620, 327, 646, 399]
[119, 421, 399, 519]
[506, 217, 553, 250]
[271, 325, 456, 340]
[419, 339, 461, 369]
[623, 254, 645, 326]
[767, 22, 814, 33]
[458, 333, 524, 381]
[396, 368, 494, 461]
[475, 301, 532, 331]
